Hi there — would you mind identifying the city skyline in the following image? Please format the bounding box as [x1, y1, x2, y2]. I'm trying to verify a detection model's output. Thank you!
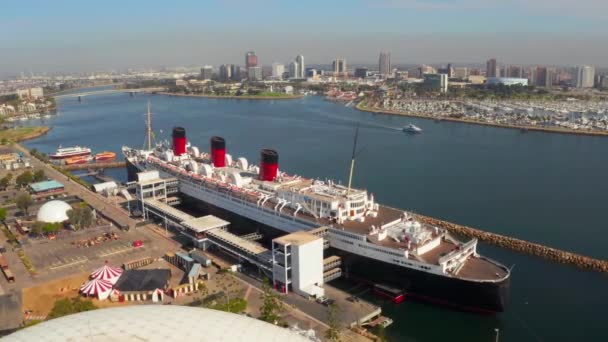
[1, 0, 607, 73]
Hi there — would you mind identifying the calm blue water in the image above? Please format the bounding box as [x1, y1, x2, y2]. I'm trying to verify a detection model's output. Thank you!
[21, 93, 608, 341]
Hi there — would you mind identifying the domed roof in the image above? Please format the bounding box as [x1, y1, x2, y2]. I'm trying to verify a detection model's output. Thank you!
[36, 200, 72, 223]
[6, 306, 312, 341]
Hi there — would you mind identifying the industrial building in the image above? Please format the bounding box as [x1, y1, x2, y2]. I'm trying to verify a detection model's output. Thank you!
[29, 180, 64, 195]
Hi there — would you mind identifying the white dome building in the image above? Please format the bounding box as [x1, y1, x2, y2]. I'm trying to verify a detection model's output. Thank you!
[36, 200, 72, 223]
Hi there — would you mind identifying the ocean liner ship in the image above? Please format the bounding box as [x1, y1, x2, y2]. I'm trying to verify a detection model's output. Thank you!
[123, 125, 510, 313]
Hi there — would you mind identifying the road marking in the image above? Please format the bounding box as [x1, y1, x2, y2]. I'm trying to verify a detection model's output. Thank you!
[98, 247, 132, 258]
[49, 258, 88, 270]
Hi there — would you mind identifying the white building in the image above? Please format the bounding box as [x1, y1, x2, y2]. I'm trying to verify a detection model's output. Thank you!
[486, 77, 529, 86]
[289, 55, 305, 79]
[271, 63, 285, 79]
[272, 231, 325, 298]
[576, 65, 595, 88]
[16, 87, 44, 99]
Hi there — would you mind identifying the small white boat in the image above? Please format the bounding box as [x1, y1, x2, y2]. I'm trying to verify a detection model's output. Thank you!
[403, 124, 423, 133]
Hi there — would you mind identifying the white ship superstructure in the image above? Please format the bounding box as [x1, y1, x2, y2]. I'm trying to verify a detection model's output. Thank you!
[123, 126, 510, 312]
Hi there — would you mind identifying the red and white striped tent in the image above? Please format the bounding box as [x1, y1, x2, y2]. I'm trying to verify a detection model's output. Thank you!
[90, 264, 123, 284]
[80, 279, 113, 300]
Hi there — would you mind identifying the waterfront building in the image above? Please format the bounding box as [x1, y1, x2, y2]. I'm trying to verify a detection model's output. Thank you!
[245, 51, 258, 71]
[379, 52, 391, 76]
[423, 74, 448, 93]
[355, 67, 369, 79]
[218, 64, 232, 82]
[600, 75, 608, 89]
[289, 55, 305, 79]
[305, 68, 317, 78]
[248, 66, 263, 81]
[332, 58, 347, 77]
[200, 65, 213, 80]
[16, 87, 44, 99]
[576, 65, 595, 88]
[486, 58, 498, 78]
[230, 65, 241, 81]
[453, 67, 469, 79]
[271, 63, 285, 79]
[486, 77, 528, 86]
[417, 64, 436, 77]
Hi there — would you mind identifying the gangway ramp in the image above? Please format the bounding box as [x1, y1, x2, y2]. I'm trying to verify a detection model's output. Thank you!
[206, 229, 273, 271]
[143, 198, 194, 222]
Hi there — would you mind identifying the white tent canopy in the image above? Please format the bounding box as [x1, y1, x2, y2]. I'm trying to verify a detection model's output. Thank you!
[80, 279, 113, 300]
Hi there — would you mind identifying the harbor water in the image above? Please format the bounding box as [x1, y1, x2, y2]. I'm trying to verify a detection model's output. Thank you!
[21, 91, 608, 341]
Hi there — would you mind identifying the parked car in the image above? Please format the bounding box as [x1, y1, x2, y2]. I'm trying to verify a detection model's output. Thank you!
[132, 240, 143, 248]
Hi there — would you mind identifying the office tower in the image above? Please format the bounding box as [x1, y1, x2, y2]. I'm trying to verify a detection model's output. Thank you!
[230, 65, 241, 81]
[295, 55, 305, 78]
[453, 67, 469, 79]
[354, 67, 368, 79]
[218, 64, 232, 81]
[248, 66, 262, 81]
[423, 74, 449, 93]
[271, 63, 285, 79]
[486, 58, 498, 78]
[200, 65, 213, 80]
[245, 51, 258, 71]
[289, 62, 298, 79]
[576, 65, 595, 88]
[535, 67, 555, 87]
[379, 52, 391, 76]
[306, 68, 317, 77]
[506, 65, 523, 78]
[333, 58, 347, 76]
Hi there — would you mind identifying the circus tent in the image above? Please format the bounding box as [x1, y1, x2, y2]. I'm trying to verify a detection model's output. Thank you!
[80, 279, 113, 300]
[90, 264, 123, 284]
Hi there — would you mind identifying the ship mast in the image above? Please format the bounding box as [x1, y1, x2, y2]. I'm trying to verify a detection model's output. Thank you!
[347, 123, 359, 195]
[144, 101, 153, 150]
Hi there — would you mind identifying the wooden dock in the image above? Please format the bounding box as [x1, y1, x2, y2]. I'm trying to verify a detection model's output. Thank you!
[61, 161, 126, 170]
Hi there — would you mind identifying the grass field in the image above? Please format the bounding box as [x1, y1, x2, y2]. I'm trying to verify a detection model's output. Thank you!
[0, 126, 50, 143]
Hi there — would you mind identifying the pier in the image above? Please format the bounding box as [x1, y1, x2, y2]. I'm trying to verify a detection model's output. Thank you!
[416, 214, 608, 273]
[61, 161, 126, 171]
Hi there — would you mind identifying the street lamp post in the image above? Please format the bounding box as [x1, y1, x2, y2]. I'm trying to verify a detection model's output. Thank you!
[494, 328, 500, 342]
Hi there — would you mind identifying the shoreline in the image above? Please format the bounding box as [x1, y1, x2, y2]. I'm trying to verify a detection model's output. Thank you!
[152, 91, 304, 100]
[356, 101, 608, 137]
[0, 126, 51, 142]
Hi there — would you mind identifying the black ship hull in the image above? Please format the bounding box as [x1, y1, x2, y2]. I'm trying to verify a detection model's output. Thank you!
[336, 250, 509, 313]
[126, 158, 509, 313]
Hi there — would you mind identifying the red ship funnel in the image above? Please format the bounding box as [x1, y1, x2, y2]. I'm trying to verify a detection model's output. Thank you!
[172, 127, 187, 156]
[259, 149, 278, 181]
[210, 136, 226, 167]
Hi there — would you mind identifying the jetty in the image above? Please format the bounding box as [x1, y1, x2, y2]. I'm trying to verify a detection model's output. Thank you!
[61, 161, 126, 171]
[416, 214, 608, 273]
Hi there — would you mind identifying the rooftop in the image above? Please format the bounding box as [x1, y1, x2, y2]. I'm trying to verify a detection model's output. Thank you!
[4, 306, 310, 342]
[182, 215, 230, 233]
[113, 269, 171, 292]
[274, 231, 320, 246]
[29, 180, 64, 193]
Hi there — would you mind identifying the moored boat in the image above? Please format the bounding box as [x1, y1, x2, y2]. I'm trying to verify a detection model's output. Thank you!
[94, 151, 116, 161]
[65, 156, 91, 165]
[50, 146, 91, 159]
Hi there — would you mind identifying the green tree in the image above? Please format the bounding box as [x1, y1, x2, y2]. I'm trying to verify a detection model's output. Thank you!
[259, 278, 283, 324]
[15, 171, 33, 188]
[42, 222, 60, 234]
[80, 207, 93, 228]
[31, 221, 45, 236]
[0, 138, 7, 145]
[0, 175, 10, 190]
[325, 303, 341, 341]
[66, 208, 82, 229]
[0, 207, 6, 222]
[15, 192, 33, 215]
[48, 297, 97, 319]
[33, 169, 45, 182]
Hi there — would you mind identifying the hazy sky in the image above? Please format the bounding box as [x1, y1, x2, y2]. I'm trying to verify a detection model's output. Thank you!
[1, 0, 606, 73]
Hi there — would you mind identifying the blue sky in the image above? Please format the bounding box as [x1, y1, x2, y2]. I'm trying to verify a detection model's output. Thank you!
[1, 0, 606, 72]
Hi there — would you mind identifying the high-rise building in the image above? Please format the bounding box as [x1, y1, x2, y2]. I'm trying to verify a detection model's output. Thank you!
[248, 66, 262, 81]
[305, 68, 317, 78]
[289, 62, 298, 79]
[423, 74, 449, 93]
[271, 63, 285, 79]
[506, 65, 523, 78]
[379, 52, 391, 76]
[576, 65, 595, 88]
[535, 67, 555, 87]
[200, 65, 213, 80]
[230, 65, 241, 81]
[354, 67, 368, 79]
[245, 51, 258, 71]
[218, 64, 232, 81]
[333, 58, 347, 76]
[295, 55, 305, 78]
[486, 58, 498, 78]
